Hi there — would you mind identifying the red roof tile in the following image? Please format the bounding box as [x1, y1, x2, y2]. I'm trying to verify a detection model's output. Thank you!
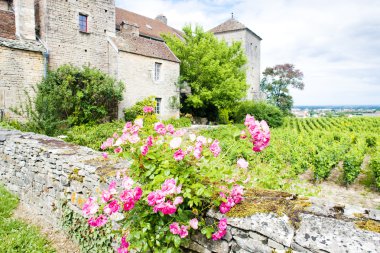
[115, 7, 182, 40]
[113, 34, 180, 63]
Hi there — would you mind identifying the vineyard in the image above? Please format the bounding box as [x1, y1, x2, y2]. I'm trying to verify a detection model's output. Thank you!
[202, 117, 380, 194]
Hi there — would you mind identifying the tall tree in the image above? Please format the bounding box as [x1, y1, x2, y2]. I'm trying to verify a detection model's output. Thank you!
[163, 25, 247, 120]
[260, 64, 305, 113]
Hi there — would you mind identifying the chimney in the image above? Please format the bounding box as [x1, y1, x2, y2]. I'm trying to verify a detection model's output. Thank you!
[13, 0, 36, 40]
[155, 14, 167, 25]
[120, 20, 139, 37]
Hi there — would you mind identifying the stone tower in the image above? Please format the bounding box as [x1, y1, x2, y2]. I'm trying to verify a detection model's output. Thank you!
[210, 17, 262, 100]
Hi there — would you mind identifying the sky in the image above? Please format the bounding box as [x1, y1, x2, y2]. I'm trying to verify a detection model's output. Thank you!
[115, 0, 380, 106]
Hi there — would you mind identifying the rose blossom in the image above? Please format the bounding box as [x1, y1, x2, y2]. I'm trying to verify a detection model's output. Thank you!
[173, 149, 185, 161]
[209, 140, 221, 157]
[88, 215, 108, 227]
[189, 218, 198, 230]
[140, 145, 149, 156]
[218, 218, 228, 230]
[237, 158, 249, 169]
[102, 152, 108, 159]
[133, 187, 143, 201]
[154, 122, 167, 135]
[169, 222, 180, 235]
[143, 106, 154, 113]
[212, 228, 226, 240]
[101, 190, 112, 203]
[117, 236, 130, 253]
[173, 196, 183, 206]
[109, 181, 118, 194]
[169, 137, 182, 149]
[134, 118, 143, 128]
[179, 225, 189, 238]
[122, 177, 134, 189]
[166, 124, 175, 134]
[82, 197, 99, 216]
[146, 136, 153, 147]
[103, 200, 120, 215]
[114, 147, 123, 154]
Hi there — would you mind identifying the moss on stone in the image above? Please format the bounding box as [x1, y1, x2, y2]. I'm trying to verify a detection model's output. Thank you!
[68, 167, 84, 183]
[355, 219, 380, 233]
[227, 188, 311, 228]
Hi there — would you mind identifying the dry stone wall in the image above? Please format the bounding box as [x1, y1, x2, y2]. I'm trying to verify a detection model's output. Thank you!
[0, 128, 379, 253]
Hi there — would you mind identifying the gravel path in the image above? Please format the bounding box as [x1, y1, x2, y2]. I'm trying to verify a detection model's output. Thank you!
[13, 203, 81, 253]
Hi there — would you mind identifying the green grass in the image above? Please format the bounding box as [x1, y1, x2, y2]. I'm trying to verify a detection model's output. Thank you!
[0, 185, 55, 253]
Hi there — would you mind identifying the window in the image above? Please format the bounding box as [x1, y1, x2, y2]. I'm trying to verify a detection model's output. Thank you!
[79, 14, 88, 32]
[155, 98, 162, 114]
[154, 62, 162, 81]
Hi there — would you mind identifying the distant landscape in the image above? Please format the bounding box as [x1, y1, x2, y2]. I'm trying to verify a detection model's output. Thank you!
[292, 105, 380, 117]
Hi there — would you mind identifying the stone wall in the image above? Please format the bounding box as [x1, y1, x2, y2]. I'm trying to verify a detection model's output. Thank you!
[0, 39, 44, 117]
[36, 0, 116, 74]
[0, 129, 379, 253]
[118, 51, 180, 120]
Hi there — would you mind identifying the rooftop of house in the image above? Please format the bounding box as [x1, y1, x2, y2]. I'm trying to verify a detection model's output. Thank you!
[209, 17, 262, 40]
[113, 34, 180, 63]
[115, 7, 182, 41]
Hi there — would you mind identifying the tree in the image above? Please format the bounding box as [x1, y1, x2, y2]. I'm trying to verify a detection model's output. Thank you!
[163, 25, 248, 120]
[260, 64, 304, 114]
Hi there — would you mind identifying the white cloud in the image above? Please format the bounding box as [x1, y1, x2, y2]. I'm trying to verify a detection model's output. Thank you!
[116, 0, 380, 105]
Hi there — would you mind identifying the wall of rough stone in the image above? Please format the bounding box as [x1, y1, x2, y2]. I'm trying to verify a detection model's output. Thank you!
[36, 0, 116, 74]
[0, 129, 379, 253]
[118, 51, 180, 120]
[0, 40, 44, 117]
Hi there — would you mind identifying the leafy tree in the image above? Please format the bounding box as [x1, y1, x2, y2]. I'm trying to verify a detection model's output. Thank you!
[163, 25, 248, 120]
[260, 64, 304, 113]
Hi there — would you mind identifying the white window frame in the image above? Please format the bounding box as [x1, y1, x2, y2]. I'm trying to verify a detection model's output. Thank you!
[154, 62, 162, 82]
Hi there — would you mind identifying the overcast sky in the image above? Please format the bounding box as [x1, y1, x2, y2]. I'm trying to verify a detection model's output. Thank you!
[116, 0, 380, 106]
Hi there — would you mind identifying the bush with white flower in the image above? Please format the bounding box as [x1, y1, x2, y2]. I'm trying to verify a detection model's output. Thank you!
[82, 114, 270, 252]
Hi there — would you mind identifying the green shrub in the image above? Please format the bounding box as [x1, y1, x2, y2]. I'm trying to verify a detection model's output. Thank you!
[123, 96, 156, 122]
[65, 121, 125, 150]
[163, 117, 191, 128]
[232, 101, 284, 127]
[16, 65, 124, 136]
[218, 108, 230, 124]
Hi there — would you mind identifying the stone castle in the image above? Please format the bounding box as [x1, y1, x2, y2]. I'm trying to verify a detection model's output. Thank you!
[0, 0, 261, 119]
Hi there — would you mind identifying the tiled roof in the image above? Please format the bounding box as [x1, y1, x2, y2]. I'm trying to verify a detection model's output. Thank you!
[115, 7, 182, 41]
[113, 35, 180, 63]
[209, 18, 262, 40]
[0, 10, 16, 40]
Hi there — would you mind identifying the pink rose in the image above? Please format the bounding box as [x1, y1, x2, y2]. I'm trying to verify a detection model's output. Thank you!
[82, 197, 99, 217]
[218, 218, 228, 230]
[154, 122, 167, 135]
[134, 118, 143, 128]
[102, 152, 108, 159]
[104, 200, 120, 215]
[88, 215, 108, 227]
[143, 106, 154, 113]
[173, 149, 185, 161]
[179, 225, 189, 238]
[237, 158, 249, 169]
[173, 196, 183, 206]
[212, 228, 226, 240]
[122, 177, 134, 189]
[189, 218, 198, 230]
[133, 187, 143, 201]
[109, 181, 118, 194]
[161, 179, 177, 195]
[140, 145, 149, 156]
[169, 222, 180, 235]
[209, 140, 221, 157]
[120, 189, 134, 202]
[146, 136, 154, 147]
[114, 147, 123, 154]
[117, 236, 129, 253]
[123, 200, 135, 211]
[169, 137, 182, 149]
[101, 190, 112, 203]
[166, 124, 175, 134]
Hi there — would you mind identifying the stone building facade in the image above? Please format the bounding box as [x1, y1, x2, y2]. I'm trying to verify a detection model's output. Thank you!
[210, 18, 264, 100]
[0, 0, 181, 119]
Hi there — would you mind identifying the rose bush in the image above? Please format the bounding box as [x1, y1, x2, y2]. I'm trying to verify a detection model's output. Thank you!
[82, 114, 270, 252]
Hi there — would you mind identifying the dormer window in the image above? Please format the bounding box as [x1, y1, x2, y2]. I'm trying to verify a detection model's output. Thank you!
[79, 14, 88, 32]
